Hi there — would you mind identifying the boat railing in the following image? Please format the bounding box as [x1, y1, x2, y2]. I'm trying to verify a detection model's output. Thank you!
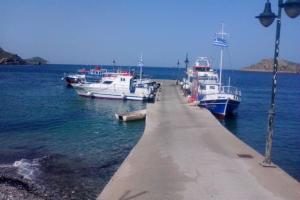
[220, 86, 241, 96]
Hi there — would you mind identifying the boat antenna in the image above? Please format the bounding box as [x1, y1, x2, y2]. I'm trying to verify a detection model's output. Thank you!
[213, 23, 228, 89]
[138, 53, 143, 82]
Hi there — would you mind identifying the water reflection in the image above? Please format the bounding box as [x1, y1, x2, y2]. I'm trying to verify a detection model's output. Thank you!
[219, 114, 239, 136]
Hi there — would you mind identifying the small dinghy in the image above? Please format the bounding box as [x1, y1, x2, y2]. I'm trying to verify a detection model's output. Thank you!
[115, 109, 147, 122]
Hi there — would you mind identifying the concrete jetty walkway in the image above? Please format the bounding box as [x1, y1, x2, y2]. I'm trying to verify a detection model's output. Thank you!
[98, 80, 300, 200]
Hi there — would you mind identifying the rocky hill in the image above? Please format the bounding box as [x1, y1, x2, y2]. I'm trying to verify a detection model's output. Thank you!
[25, 57, 48, 65]
[241, 59, 300, 73]
[0, 47, 47, 65]
[0, 47, 26, 65]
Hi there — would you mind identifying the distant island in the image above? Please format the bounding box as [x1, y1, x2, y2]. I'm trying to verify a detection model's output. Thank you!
[0, 47, 48, 65]
[241, 59, 300, 73]
[25, 56, 48, 65]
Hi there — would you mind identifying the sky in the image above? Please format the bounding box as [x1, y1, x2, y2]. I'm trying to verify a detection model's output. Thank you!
[1, 0, 299, 68]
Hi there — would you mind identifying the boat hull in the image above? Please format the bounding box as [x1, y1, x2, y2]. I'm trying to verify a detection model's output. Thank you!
[73, 85, 149, 101]
[64, 76, 85, 85]
[92, 92, 126, 100]
[199, 98, 240, 117]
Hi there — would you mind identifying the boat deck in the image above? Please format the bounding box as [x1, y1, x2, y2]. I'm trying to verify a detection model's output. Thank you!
[97, 80, 300, 200]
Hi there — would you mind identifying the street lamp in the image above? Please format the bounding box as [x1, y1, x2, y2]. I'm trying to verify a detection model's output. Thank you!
[281, 0, 300, 18]
[112, 59, 116, 72]
[184, 53, 189, 80]
[256, 0, 300, 167]
[176, 60, 180, 85]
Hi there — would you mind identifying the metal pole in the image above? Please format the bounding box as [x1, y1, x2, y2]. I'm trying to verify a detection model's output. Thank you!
[176, 60, 180, 85]
[112, 59, 116, 72]
[218, 23, 225, 89]
[219, 47, 223, 88]
[185, 53, 189, 80]
[184, 54, 189, 96]
[263, 0, 282, 166]
[139, 54, 143, 82]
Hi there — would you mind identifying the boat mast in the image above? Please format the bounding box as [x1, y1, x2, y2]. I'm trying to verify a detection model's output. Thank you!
[216, 23, 227, 89]
[220, 44, 223, 88]
[138, 53, 143, 82]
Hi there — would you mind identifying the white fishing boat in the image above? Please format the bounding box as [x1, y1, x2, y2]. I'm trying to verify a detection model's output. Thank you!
[183, 57, 219, 102]
[182, 57, 218, 92]
[115, 109, 147, 122]
[72, 72, 151, 101]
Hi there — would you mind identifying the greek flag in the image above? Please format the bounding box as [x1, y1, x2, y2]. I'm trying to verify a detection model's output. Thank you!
[138, 54, 143, 67]
[138, 59, 143, 67]
[213, 37, 228, 47]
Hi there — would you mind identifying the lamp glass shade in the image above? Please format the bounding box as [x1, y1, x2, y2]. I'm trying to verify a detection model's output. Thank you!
[259, 16, 276, 27]
[281, 0, 300, 18]
[256, 1, 277, 27]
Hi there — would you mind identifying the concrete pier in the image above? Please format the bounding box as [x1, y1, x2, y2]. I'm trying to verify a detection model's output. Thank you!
[98, 80, 300, 200]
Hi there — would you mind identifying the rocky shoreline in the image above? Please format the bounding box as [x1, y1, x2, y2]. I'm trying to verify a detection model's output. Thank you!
[0, 165, 54, 200]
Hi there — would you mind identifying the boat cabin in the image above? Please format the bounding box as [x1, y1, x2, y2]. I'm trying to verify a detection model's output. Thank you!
[199, 83, 219, 95]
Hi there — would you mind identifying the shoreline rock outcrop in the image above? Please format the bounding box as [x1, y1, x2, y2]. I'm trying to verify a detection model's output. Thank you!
[0, 165, 53, 200]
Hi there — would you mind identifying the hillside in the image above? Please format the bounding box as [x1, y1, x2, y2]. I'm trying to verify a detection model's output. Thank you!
[0, 47, 26, 65]
[0, 47, 47, 65]
[241, 59, 300, 73]
[25, 57, 48, 65]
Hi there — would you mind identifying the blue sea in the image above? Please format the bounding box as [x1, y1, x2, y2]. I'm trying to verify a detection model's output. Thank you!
[0, 64, 299, 199]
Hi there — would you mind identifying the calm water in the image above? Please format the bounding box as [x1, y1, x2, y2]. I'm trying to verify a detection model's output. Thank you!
[0, 65, 299, 199]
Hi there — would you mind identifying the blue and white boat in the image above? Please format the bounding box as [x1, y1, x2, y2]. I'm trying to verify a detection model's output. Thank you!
[197, 24, 241, 117]
[198, 83, 241, 116]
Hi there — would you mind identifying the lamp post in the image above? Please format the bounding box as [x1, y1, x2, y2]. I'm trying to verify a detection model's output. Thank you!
[256, 0, 300, 166]
[176, 60, 180, 85]
[184, 53, 189, 80]
[112, 59, 116, 72]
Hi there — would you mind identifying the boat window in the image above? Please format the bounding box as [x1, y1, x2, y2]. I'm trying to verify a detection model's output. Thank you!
[209, 86, 215, 89]
[199, 76, 208, 80]
[103, 81, 113, 84]
[200, 85, 206, 90]
[195, 67, 209, 72]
